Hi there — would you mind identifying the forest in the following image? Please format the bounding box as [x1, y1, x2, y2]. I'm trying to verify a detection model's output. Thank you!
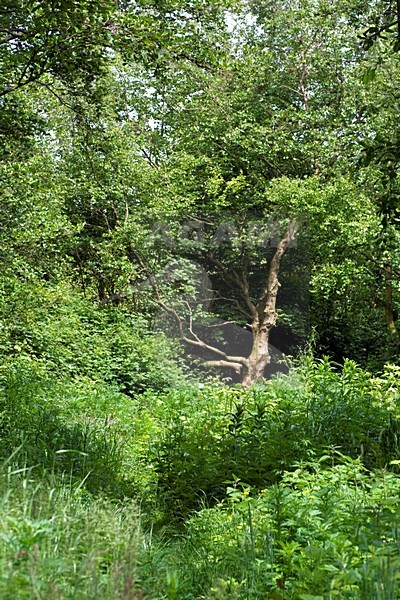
[2, 0, 400, 597]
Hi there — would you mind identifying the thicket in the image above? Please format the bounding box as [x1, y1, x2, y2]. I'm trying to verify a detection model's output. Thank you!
[2, 356, 400, 598]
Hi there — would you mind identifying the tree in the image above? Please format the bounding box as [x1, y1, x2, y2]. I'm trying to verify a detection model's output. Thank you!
[134, 212, 302, 386]
[10, 0, 393, 385]
[112, 0, 379, 385]
[0, 0, 121, 98]
[361, 0, 400, 52]
[357, 54, 400, 355]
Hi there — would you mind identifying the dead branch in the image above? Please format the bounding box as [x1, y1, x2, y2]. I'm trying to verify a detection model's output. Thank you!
[203, 359, 244, 374]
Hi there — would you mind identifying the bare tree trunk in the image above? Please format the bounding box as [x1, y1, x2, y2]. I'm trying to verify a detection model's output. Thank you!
[241, 218, 299, 387]
[241, 328, 270, 388]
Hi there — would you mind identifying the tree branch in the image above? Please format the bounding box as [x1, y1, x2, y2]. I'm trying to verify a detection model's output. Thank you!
[206, 250, 259, 321]
[212, 290, 252, 319]
[362, 20, 398, 42]
[203, 360, 243, 374]
[134, 251, 248, 367]
[201, 320, 239, 328]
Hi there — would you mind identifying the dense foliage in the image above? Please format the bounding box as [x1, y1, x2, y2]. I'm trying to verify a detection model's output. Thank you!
[2, 359, 400, 598]
[2, 0, 400, 597]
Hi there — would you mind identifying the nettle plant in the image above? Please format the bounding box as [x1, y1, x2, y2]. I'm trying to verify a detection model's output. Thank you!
[183, 455, 400, 599]
[141, 358, 400, 522]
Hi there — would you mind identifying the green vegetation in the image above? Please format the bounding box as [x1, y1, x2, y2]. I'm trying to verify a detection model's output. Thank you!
[2, 0, 400, 597]
[2, 359, 400, 597]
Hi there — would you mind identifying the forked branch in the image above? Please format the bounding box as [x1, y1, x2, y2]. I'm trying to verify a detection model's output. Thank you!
[134, 251, 248, 370]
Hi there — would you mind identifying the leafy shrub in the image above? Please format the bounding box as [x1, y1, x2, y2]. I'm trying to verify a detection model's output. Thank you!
[0, 278, 184, 395]
[299, 357, 400, 466]
[147, 455, 400, 599]
[149, 382, 309, 519]
[142, 359, 400, 519]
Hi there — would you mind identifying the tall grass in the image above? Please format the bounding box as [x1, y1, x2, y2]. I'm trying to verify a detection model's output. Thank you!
[0, 452, 143, 599]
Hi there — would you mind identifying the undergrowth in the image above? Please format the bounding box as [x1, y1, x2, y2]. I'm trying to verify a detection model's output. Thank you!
[2, 356, 400, 597]
[0, 456, 143, 599]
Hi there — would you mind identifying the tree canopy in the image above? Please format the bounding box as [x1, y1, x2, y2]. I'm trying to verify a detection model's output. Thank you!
[1, 0, 399, 383]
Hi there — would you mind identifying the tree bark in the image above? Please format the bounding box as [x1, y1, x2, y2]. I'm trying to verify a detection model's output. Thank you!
[241, 218, 299, 387]
[241, 328, 270, 388]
